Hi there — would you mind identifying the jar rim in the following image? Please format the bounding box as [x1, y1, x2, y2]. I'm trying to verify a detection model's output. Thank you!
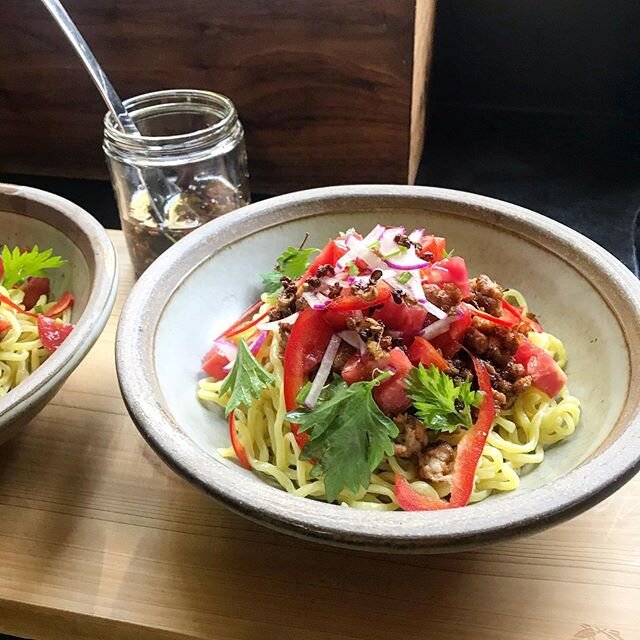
[103, 89, 238, 153]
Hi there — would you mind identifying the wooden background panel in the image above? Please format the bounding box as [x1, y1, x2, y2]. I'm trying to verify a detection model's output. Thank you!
[0, 0, 430, 193]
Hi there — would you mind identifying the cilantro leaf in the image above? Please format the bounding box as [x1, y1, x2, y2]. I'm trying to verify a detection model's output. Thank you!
[287, 373, 398, 502]
[1, 245, 65, 288]
[261, 245, 320, 295]
[405, 364, 483, 432]
[219, 339, 275, 416]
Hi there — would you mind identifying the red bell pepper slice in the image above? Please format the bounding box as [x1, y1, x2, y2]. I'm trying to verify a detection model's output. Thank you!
[229, 411, 251, 469]
[37, 315, 74, 353]
[502, 300, 543, 333]
[283, 307, 335, 446]
[217, 300, 262, 338]
[21, 277, 50, 310]
[407, 336, 448, 371]
[0, 318, 11, 334]
[326, 281, 392, 312]
[299, 240, 347, 284]
[466, 304, 516, 327]
[44, 291, 74, 318]
[223, 307, 270, 339]
[394, 354, 495, 510]
[0, 293, 37, 318]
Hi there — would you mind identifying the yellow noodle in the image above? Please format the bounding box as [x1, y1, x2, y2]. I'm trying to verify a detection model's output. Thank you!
[198, 289, 581, 509]
[0, 284, 72, 397]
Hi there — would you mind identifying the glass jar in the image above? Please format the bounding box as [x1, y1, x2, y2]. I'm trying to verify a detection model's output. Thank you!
[103, 89, 250, 277]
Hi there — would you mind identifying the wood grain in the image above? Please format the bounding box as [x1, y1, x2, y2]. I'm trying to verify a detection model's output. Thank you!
[0, 1, 433, 194]
[0, 231, 638, 640]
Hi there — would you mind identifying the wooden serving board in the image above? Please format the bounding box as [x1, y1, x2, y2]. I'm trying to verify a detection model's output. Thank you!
[0, 231, 638, 640]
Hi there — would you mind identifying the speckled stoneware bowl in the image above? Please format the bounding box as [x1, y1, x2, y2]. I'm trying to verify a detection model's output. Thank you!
[0, 183, 118, 444]
[116, 186, 640, 553]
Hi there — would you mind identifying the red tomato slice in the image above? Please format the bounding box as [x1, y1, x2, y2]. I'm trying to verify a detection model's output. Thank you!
[422, 256, 470, 298]
[44, 291, 74, 318]
[372, 300, 428, 337]
[37, 315, 74, 353]
[202, 344, 231, 380]
[419, 235, 447, 261]
[448, 306, 472, 341]
[0, 318, 11, 334]
[326, 281, 392, 312]
[407, 336, 448, 371]
[514, 340, 567, 397]
[21, 277, 50, 310]
[342, 347, 413, 415]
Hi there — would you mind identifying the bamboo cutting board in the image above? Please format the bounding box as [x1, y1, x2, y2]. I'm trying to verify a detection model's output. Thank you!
[0, 231, 638, 640]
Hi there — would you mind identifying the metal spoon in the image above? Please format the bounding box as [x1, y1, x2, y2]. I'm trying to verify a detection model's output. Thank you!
[40, 0, 183, 243]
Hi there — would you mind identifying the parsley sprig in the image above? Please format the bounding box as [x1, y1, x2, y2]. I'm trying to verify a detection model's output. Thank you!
[261, 246, 319, 295]
[287, 373, 398, 502]
[1, 245, 65, 288]
[219, 339, 275, 416]
[405, 364, 483, 432]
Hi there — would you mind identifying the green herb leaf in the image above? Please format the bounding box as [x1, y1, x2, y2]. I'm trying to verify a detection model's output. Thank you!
[442, 248, 455, 258]
[261, 246, 320, 294]
[219, 339, 275, 416]
[287, 372, 398, 502]
[1, 245, 65, 288]
[405, 364, 483, 432]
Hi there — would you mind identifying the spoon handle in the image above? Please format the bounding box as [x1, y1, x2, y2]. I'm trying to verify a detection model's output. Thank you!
[40, 0, 137, 135]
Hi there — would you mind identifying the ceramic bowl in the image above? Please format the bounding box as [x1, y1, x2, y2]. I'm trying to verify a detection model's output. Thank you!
[116, 186, 640, 553]
[0, 183, 118, 444]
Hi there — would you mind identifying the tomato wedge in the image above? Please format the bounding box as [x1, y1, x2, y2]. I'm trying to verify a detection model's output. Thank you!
[394, 354, 495, 510]
[299, 240, 347, 284]
[21, 277, 50, 310]
[326, 281, 392, 312]
[407, 336, 448, 371]
[422, 256, 470, 298]
[202, 343, 232, 380]
[514, 340, 566, 397]
[44, 291, 74, 318]
[229, 411, 251, 469]
[341, 347, 413, 415]
[0, 293, 37, 318]
[37, 315, 74, 353]
[283, 308, 335, 446]
[372, 299, 428, 338]
[419, 235, 447, 261]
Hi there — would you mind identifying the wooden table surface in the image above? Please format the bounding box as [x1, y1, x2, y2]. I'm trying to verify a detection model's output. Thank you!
[0, 230, 638, 640]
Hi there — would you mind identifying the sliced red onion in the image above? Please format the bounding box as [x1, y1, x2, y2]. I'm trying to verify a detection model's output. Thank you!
[408, 228, 425, 243]
[386, 329, 404, 338]
[302, 291, 331, 311]
[257, 312, 299, 331]
[304, 334, 342, 409]
[250, 330, 268, 355]
[213, 338, 238, 361]
[379, 226, 405, 256]
[407, 272, 447, 319]
[419, 316, 456, 340]
[336, 237, 388, 272]
[385, 257, 430, 271]
[362, 224, 385, 246]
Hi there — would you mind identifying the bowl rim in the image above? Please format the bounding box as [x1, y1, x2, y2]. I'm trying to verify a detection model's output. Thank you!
[116, 185, 640, 552]
[0, 183, 118, 424]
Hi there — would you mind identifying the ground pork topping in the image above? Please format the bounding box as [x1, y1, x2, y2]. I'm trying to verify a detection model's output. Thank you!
[419, 441, 455, 482]
[470, 274, 504, 316]
[393, 414, 428, 458]
[423, 282, 464, 314]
